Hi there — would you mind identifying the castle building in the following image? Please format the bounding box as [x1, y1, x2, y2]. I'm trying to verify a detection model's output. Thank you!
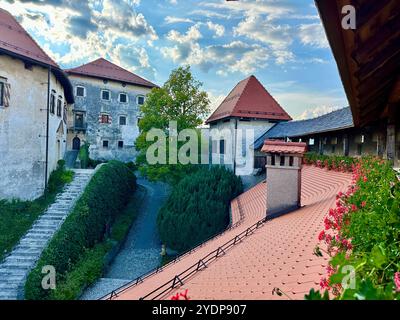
[206, 75, 292, 175]
[65, 58, 157, 162]
[0, 8, 74, 200]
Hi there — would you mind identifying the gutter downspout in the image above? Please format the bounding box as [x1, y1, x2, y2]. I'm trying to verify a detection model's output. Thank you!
[233, 118, 238, 174]
[45, 67, 51, 190]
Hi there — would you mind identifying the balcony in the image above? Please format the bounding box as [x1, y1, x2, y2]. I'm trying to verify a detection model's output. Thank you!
[69, 122, 87, 133]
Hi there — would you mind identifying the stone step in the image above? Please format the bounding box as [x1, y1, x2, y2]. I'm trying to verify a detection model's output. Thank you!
[39, 216, 64, 222]
[29, 228, 55, 235]
[30, 225, 57, 231]
[11, 248, 41, 257]
[0, 268, 26, 277]
[5, 256, 37, 264]
[0, 261, 32, 269]
[0, 274, 25, 283]
[24, 233, 51, 240]
[19, 239, 47, 247]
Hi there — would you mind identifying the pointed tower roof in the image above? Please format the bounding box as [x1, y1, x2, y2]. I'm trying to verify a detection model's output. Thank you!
[206, 75, 292, 124]
[0, 8, 59, 68]
[66, 58, 157, 88]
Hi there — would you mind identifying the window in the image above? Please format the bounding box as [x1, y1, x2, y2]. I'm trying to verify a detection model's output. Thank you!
[101, 90, 110, 101]
[103, 140, 109, 148]
[0, 82, 4, 106]
[220, 140, 225, 155]
[280, 155, 285, 166]
[289, 156, 294, 167]
[309, 138, 315, 146]
[271, 155, 275, 166]
[119, 116, 127, 126]
[119, 93, 128, 103]
[76, 86, 85, 97]
[118, 141, 124, 149]
[100, 114, 110, 124]
[331, 145, 336, 154]
[57, 97, 62, 117]
[50, 91, 56, 114]
[137, 95, 145, 105]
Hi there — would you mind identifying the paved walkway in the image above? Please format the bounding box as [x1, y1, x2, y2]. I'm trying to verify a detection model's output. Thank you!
[0, 169, 94, 300]
[80, 178, 169, 300]
[112, 166, 352, 300]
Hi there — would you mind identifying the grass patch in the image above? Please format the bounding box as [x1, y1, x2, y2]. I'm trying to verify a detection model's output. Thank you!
[0, 161, 73, 261]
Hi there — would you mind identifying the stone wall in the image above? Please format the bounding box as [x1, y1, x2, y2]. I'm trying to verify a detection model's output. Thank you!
[68, 75, 152, 162]
[0, 55, 68, 200]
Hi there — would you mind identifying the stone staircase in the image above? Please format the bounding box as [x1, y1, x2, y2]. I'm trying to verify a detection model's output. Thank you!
[0, 169, 94, 300]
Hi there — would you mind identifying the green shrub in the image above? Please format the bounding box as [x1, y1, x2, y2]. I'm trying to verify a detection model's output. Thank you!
[25, 161, 136, 300]
[157, 166, 243, 252]
[0, 163, 73, 260]
[304, 152, 357, 172]
[78, 144, 90, 169]
[308, 157, 400, 300]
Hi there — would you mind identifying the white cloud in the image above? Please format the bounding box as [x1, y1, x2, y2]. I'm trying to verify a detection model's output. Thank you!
[298, 23, 329, 48]
[234, 15, 294, 64]
[164, 16, 194, 24]
[206, 21, 225, 38]
[273, 91, 348, 120]
[161, 23, 269, 76]
[297, 106, 340, 120]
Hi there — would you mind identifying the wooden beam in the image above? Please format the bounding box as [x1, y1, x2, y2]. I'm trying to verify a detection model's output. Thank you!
[388, 77, 400, 103]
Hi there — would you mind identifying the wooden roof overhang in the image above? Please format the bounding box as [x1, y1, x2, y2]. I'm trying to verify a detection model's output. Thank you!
[315, 0, 400, 127]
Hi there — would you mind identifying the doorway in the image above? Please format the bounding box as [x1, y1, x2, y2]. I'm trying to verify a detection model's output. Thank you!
[72, 136, 81, 150]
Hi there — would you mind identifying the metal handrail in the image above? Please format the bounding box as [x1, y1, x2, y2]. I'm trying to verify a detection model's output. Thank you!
[98, 212, 246, 300]
[100, 214, 270, 300]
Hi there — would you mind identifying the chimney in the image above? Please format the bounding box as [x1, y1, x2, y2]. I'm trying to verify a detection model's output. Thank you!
[261, 140, 307, 217]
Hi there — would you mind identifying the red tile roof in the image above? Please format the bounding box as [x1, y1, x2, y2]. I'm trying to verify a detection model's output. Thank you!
[66, 58, 157, 88]
[0, 8, 59, 68]
[111, 166, 352, 300]
[261, 140, 307, 155]
[206, 75, 292, 124]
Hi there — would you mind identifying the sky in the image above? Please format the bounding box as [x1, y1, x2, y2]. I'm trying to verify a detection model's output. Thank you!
[0, 0, 349, 120]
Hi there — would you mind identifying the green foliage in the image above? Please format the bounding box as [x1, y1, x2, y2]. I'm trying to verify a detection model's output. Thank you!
[25, 161, 137, 300]
[157, 166, 243, 252]
[307, 157, 400, 300]
[78, 143, 90, 169]
[304, 152, 357, 172]
[135, 66, 210, 183]
[0, 163, 73, 260]
[305, 289, 330, 300]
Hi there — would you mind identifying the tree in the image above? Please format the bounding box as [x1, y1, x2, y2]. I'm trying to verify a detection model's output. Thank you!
[135, 66, 210, 183]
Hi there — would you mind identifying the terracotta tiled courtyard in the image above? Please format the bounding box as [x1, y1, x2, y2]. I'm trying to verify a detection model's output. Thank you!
[112, 166, 351, 300]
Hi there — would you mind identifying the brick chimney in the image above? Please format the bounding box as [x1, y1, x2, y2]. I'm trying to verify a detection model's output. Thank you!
[261, 140, 307, 217]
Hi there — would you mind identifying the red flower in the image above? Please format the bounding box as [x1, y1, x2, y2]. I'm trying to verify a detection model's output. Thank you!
[361, 201, 366, 208]
[318, 230, 326, 241]
[171, 289, 190, 300]
[363, 176, 368, 182]
[320, 277, 330, 290]
[351, 204, 358, 212]
[394, 272, 400, 292]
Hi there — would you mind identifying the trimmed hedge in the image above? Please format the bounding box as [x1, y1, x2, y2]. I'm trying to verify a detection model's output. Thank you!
[25, 161, 136, 300]
[157, 166, 243, 252]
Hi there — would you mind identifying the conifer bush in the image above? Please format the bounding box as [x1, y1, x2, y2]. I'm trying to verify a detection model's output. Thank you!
[157, 166, 243, 252]
[25, 161, 136, 300]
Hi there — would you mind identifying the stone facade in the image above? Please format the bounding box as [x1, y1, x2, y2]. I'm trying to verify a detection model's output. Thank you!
[0, 55, 70, 200]
[67, 75, 152, 162]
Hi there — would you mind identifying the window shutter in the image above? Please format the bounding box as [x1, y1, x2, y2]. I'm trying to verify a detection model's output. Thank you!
[4, 83, 11, 107]
[108, 116, 112, 124]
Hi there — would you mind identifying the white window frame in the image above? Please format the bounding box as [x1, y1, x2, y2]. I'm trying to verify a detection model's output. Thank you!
[136, 95, 145, 106]
[119, 93, 129, 103]
[309, 138, 315, 146]
[101, 90, 111, 101]
[76, 86, 86, 97]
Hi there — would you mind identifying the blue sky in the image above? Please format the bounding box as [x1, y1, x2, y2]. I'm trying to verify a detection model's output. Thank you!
[1, 0, 348, 119]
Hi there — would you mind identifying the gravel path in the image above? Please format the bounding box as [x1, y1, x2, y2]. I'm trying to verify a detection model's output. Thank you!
[80, 177, 169, 300]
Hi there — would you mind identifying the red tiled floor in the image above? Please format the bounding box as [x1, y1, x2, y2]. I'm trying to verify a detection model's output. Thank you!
[113, 166, 351, 300]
